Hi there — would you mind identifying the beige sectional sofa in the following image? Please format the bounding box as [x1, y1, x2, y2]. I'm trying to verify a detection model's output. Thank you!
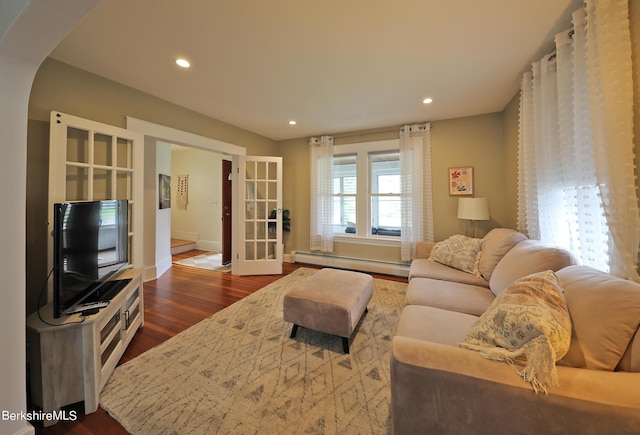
[391, 228, 640, 434]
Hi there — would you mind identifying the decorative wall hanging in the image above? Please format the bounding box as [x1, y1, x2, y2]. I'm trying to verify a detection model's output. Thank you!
[449, 166, 474, 196]
[177, 174, 189, 210]
[159, 174, 171, 209]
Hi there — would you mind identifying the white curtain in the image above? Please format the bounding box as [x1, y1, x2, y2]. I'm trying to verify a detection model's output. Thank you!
[399, 123, 434, 261]
[309, 136, 334, 252]
[519, 1, 639, 280]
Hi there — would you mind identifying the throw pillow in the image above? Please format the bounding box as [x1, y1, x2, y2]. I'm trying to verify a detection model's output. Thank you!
[429, 234, 484, 277]
[460, 270, 571, 393]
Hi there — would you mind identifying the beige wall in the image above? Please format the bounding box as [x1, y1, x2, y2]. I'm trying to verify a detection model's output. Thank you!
[501, 92, 521, 230]
[171, 147, 225, 250]
[29, 58, 278, 156]
[430, 113, 505, 240]
[278, 112, 506, 261]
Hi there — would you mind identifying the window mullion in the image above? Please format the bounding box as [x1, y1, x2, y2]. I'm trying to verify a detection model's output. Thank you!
[356, 150, 369, 237]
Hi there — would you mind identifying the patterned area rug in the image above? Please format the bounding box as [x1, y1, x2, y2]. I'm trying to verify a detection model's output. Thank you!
[100, 268, 407, 434]
[173, 251, 231, 273]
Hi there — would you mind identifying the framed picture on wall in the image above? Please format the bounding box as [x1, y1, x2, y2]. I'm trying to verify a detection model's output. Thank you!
[448, 167, 474, 196]
[159, 174, 171, 209]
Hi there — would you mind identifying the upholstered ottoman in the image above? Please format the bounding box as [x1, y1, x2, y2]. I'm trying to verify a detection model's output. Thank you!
[283, 268, 373, 353]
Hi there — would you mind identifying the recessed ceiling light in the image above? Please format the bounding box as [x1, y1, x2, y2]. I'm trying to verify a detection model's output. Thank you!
[423, 98, 433, 104]
[176, 58, 191, 68]
[288, 120, 297, 125]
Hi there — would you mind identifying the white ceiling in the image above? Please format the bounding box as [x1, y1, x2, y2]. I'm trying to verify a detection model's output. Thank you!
[49, 0, 581, 141]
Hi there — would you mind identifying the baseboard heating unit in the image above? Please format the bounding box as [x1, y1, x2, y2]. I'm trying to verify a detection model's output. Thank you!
[291, 251, 409, 278]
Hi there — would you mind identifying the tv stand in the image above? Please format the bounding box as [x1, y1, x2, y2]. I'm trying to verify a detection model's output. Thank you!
[26, 268, 143, 427]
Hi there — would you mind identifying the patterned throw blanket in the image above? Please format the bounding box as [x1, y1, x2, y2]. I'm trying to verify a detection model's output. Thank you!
[460, 270, 571, 393]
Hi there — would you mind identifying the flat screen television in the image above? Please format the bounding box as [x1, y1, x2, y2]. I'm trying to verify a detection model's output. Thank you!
[52, 199, 129, 318]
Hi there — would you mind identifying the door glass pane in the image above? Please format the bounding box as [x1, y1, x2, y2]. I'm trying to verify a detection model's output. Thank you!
[94, 133, 112, 166]
[257, 222, 266, 240]
[128, 234, 133, 266]
[66, 166, 88, 201]
[268, 181, 277, 200]
[257, 161, 266, 180]
[268, 162, 277, 180]
[245, 201, 255, 219]
[256, 242, 266, 260]
[245, 242, 255, 260]
[256, 181, 266, 200]
[116, 171, 132, 200]
[66, 128, 89, 164]
[245, 222, 255, 239]
[245, 181, 255, 199]
[93, 168, 112, 200]
[256, 201, 266, 220]
[128, 202, 133, 233]
[246, 162, 256, 180]
[116, 138, 132, 168]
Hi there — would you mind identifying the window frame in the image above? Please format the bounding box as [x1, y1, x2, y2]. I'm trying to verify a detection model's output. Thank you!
[332, 139, 401, 246]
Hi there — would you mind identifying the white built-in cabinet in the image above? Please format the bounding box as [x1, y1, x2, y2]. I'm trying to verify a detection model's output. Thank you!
[27, 268, 143, 426]
[28, 112, 146, 424]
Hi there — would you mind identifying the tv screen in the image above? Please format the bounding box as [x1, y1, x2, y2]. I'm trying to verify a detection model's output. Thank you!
[53, 200, 129, 318]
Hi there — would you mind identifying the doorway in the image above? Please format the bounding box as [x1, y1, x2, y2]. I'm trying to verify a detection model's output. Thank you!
[222, 159, 232, 265]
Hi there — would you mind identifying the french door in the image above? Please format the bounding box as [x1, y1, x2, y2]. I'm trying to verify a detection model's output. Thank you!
[48, 112, 144, 282]
[232, 156, 283, 275]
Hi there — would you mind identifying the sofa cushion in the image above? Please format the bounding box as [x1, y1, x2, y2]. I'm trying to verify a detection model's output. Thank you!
[460, 270, 571, 393]
[488, 240, 577, 297]
[478, 228, 528, 282]
[556, 265, 640, 371]
[617, 328, 640, 372]
[396, 305, 478, 345]
[429, 234, 484, 276]
[406, 278, 494, 316]
[409, 258, 489, 287]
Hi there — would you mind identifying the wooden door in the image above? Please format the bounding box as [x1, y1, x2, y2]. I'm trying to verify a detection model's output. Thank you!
[221, 159, 232, 265]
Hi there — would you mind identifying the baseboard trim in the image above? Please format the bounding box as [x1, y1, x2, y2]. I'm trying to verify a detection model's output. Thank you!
[291, 251, 409, 277]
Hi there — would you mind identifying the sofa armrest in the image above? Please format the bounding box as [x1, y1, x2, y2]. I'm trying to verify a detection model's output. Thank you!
[391, 336, 640, 435]
[415, 241, 436, 259]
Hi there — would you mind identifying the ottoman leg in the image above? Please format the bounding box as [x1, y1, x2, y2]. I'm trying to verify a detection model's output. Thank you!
[290, 324, 299, 338]
[342, 337, 350, 354]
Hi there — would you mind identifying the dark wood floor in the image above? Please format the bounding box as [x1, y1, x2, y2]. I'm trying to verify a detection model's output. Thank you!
[34, 251, 406, 434]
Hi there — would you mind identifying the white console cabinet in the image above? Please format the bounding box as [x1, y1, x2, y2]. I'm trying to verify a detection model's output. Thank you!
[27, 268, 143, 426]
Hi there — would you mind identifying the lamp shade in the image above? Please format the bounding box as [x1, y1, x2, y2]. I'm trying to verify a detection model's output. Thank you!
[457, 197, 489, 221]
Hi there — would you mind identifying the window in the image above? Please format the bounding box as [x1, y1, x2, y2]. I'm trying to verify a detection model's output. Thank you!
[370, 152, 401, 236]
[332, 154, 357, 233]
[331, 140, 401, 238]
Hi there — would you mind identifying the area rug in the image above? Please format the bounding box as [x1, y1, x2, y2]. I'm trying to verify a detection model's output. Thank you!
[173, 251, 231, 272]
[100, 268, 407, 434]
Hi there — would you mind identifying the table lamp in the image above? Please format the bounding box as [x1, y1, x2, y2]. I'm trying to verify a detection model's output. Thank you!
[457, 197, 489, 237]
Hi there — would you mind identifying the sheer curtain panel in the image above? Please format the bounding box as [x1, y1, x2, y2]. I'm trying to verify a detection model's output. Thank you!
[518, 1, 639, 280]
[309, 136, 334, 252]
[399, 123, 434, 261]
